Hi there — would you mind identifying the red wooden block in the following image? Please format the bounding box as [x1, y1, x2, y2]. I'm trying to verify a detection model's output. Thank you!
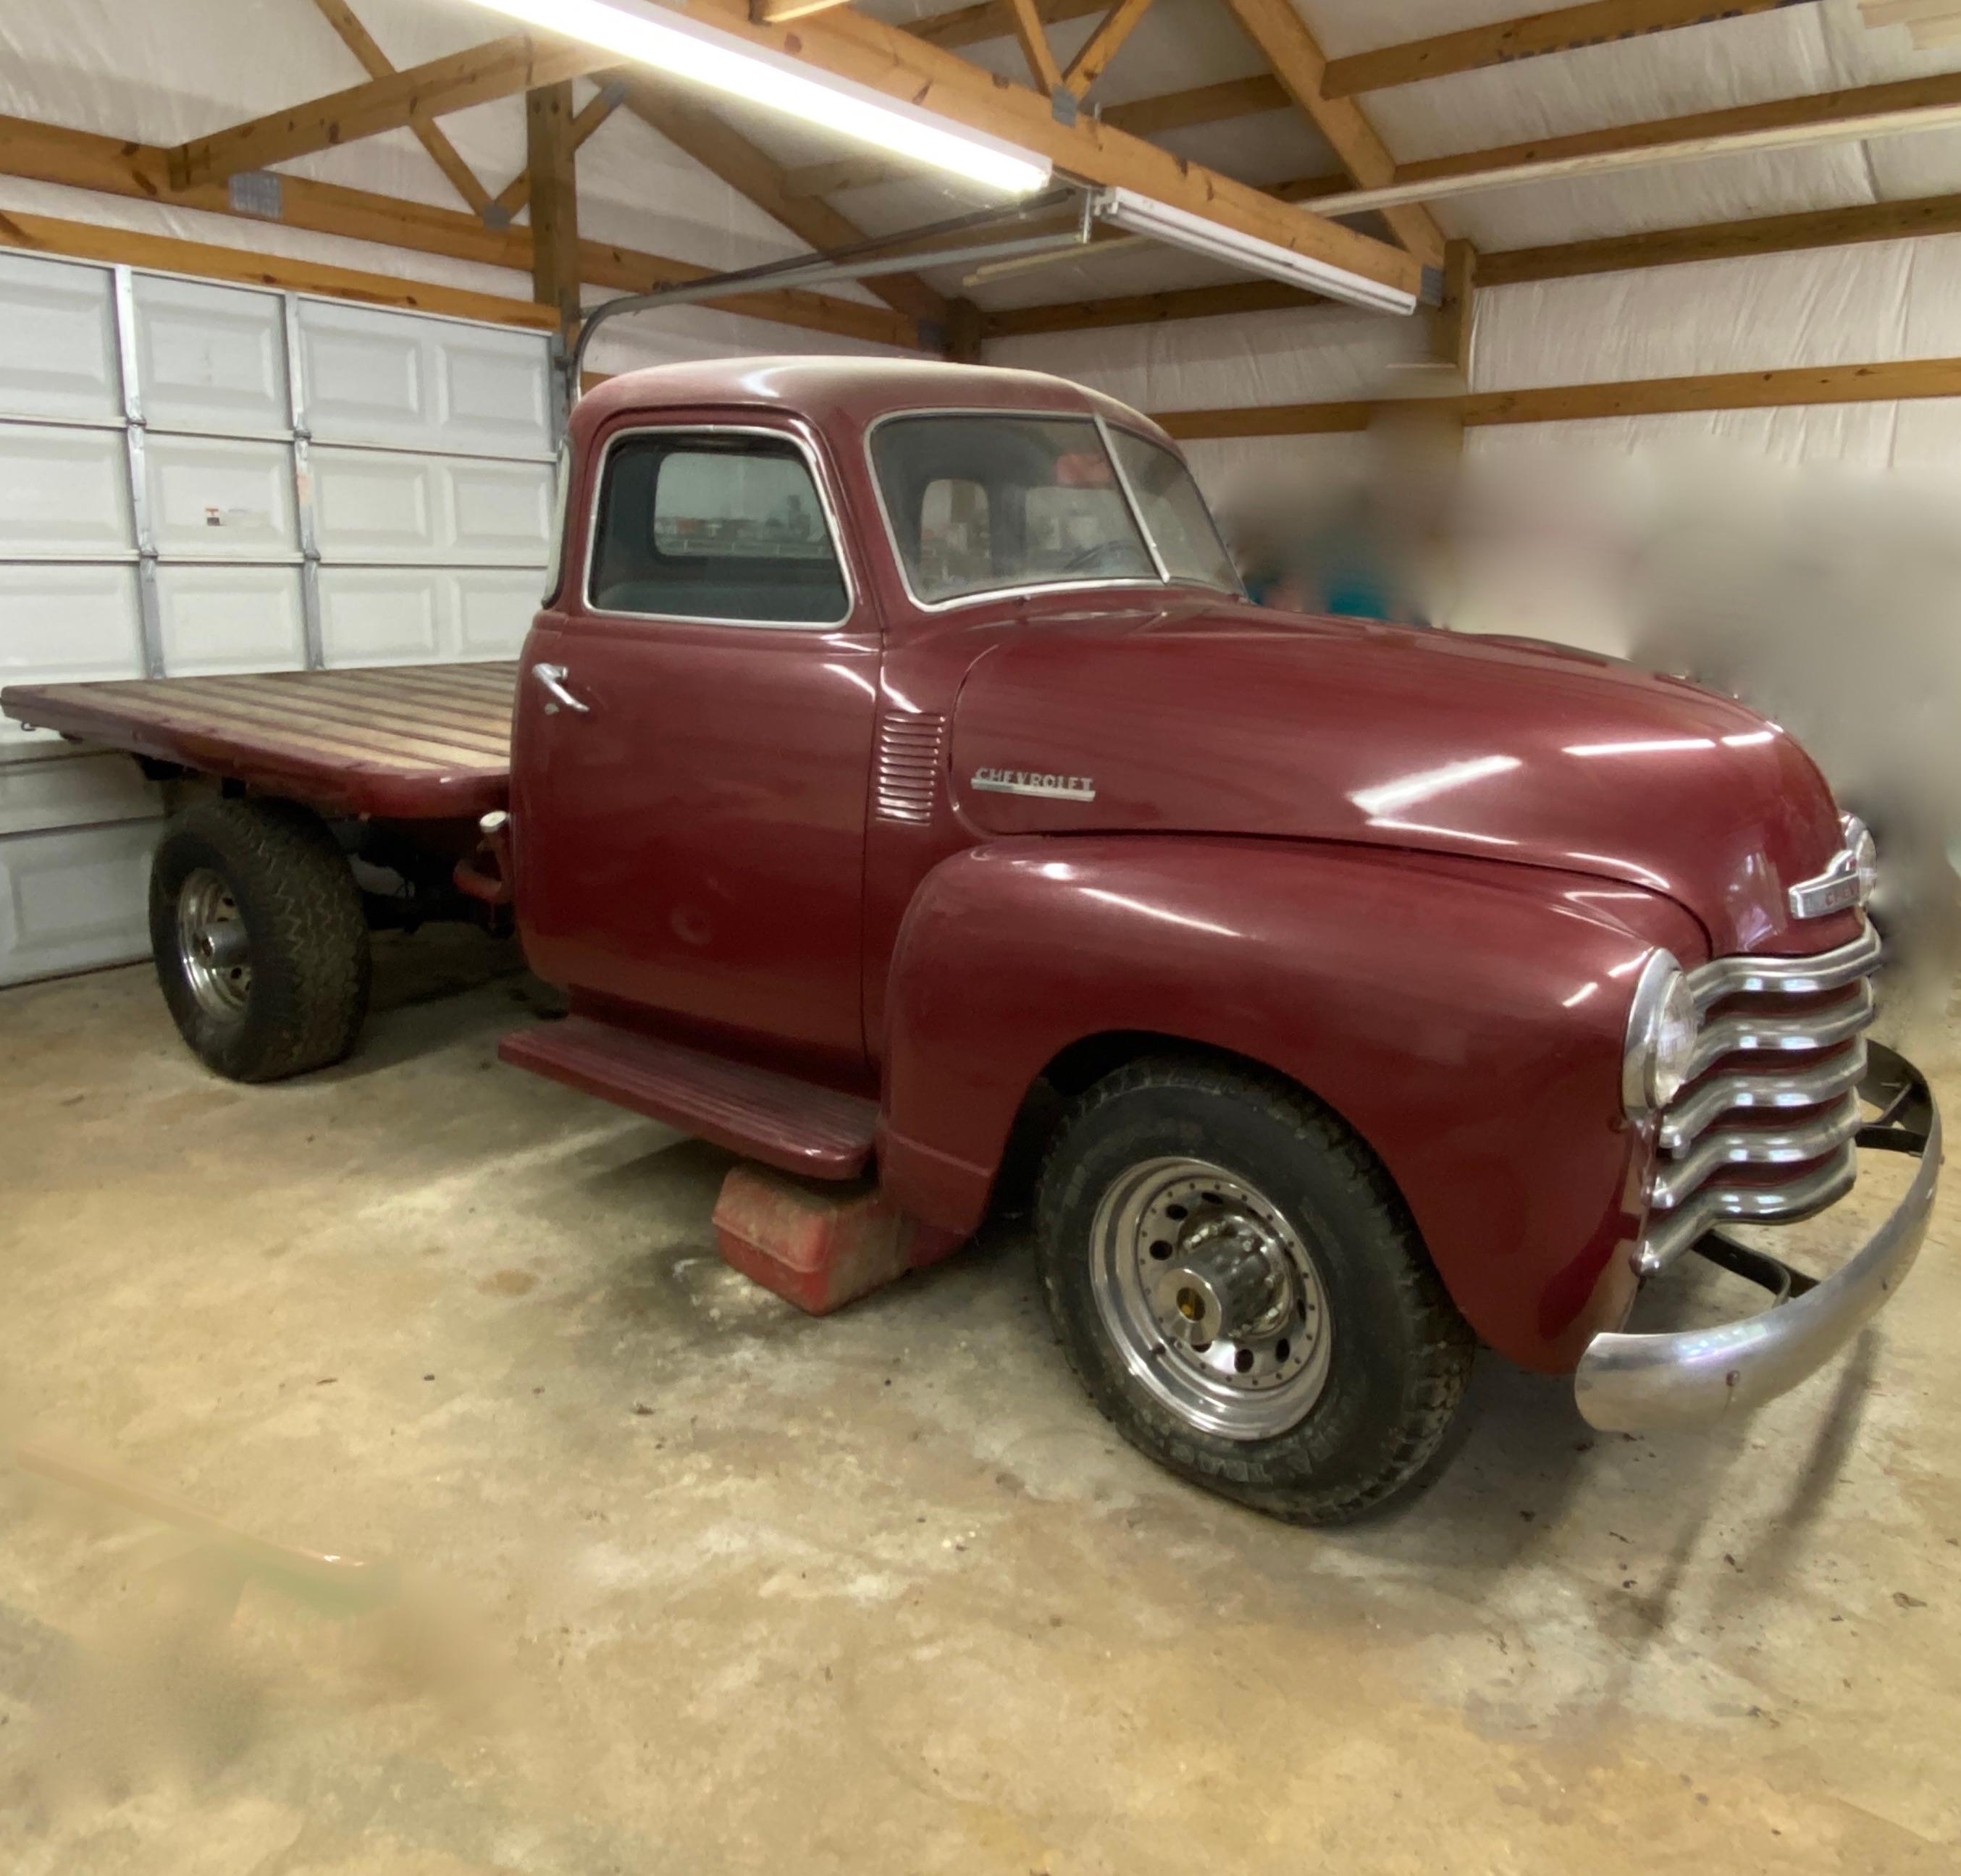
[712, 1163, 962, 1315]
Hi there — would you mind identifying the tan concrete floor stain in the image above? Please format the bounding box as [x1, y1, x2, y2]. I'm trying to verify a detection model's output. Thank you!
[1, 932, 1957, 1873]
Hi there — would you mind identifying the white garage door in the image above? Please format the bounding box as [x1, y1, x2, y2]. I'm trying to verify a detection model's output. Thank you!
[0, 251, 558, 985]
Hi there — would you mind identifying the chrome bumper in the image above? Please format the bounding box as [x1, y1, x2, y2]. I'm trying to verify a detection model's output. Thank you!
[1574, 1049, 1941, 1433]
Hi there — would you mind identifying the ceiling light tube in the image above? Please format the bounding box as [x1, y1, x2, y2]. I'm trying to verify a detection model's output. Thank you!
[1091, 188, 1418, 315]
[466, 0, 1053, 195]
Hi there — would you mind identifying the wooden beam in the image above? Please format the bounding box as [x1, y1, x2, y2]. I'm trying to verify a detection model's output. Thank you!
[1004, 0, 1065, 92]
[307, 0, 492, 216]
[0, 113, 923, 349]
[0, 205, 558, 329]
[1479, 187, 1961, 282]
[1100, 73, 1290, 138]
[908, 0, 1105, 52]
[781, 152, 904, 198]
[526, 82, 580, 338]
[493, 80, 623, 222]
[1321, 1, 1810, 99]
[1214, 0, 1445, 267]
[616, 73, 949, 329]
[1386, 66, 1961, 196]
[1061, 0, 1158, 97]
[673, 0, 1422, 300]
[1435, 238, 1477, 381]
[1152, 358, 1961, 439]
[167, 32, 612, 190]
[753, 0, 853, 18]
[986, 277, 1319, 337]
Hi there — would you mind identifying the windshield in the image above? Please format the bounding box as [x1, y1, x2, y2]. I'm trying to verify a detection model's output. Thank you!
[871, 412, 1235, 605]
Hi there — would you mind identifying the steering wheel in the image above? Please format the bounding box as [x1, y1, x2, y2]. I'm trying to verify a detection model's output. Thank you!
[1060, 539, 1146, 575]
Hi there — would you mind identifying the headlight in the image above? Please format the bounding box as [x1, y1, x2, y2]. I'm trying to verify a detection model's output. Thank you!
[1622, 950, 1699, 1116]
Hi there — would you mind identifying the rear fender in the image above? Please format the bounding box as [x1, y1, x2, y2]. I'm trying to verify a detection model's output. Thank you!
[878, 836, 1706, 1371]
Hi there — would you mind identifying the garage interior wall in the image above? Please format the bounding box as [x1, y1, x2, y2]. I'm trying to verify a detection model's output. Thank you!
[7, 0, 1961, 975]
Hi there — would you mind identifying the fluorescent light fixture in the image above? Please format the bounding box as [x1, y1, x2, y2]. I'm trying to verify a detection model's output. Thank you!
[1091, 187, 1418, 315]
[466, 0, 1051, 195]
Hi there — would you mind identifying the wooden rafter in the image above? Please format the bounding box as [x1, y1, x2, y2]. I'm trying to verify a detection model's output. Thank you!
[909, 0, 1106, 53]
[1320, 0, 1813, 98]
[2, 114, 923, 349]
[1060, 0, 1157, 98]
[1212, 0, 1445, 268]
[1100, 75, 1290, 138]
[492, 81, 625, 222]
[677, 0, 1420, 298]
[306, 0, 492, 216]
[166, 32, 613, 190]
[616, 72, 949, 329]
[1303, 87, 1961, 213]
[1004, 0, 1065, 92]
[1152, 358, 1961, 439]
[1388, 66, 1961, 195]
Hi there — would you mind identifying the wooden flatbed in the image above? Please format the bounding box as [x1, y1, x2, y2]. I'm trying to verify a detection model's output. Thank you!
[0, 662, 516, 822]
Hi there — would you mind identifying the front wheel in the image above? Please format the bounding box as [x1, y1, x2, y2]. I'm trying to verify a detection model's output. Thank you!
[150, 796, 371, 1082]
[1035, 1059, 1474, 1525]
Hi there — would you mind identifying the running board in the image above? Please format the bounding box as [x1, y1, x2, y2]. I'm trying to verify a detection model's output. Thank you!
[497, 1016, 878, 1179]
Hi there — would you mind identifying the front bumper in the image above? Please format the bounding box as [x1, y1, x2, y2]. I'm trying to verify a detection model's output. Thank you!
[1574, 1046, 1941, 1432]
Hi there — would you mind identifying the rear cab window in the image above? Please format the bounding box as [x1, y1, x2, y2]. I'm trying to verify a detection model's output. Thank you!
[588, 430, 848, 625]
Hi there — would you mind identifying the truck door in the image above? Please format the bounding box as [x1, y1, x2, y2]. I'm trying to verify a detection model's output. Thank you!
[511, 420, 877, 1071]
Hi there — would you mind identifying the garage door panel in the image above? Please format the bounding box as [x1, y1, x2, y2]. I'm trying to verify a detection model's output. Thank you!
[0, 563, 146, 756]
[0, 817, 158, 985]
[319, 566, 445, 665]
[0, 752, 161, 838]
[0, 423, 133, 557]
[156, 564, 307, 674]
[300, 301, 551, 457]
[134, 276, 290, 437]
[146, 435, 299, 557]
[456, 568, 545, 657]
[0, 253, 119, 424]
[438, 328, 553, 457]
[450, 459, 554, 560]
[311, 450, 434, 559]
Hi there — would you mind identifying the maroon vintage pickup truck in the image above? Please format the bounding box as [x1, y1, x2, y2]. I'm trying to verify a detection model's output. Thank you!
[5, 358, 1941, 1524]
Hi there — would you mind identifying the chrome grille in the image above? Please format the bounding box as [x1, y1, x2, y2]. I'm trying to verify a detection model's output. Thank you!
[1639, 921, 1881, 1275]
[873, 712, 946, 824]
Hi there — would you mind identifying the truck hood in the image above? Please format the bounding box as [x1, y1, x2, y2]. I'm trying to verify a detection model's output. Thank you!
[947, 600, 1847, 956]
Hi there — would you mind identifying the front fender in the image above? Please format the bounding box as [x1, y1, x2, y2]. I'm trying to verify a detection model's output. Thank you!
[878, 836, 1708, 1372]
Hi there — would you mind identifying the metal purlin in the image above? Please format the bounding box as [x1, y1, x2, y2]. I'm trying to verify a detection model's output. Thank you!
[282, 294, 327, 670]
[109, 265, 165, 680]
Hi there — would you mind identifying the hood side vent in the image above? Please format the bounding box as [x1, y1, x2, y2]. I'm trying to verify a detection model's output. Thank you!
[874, 712, 946, 824]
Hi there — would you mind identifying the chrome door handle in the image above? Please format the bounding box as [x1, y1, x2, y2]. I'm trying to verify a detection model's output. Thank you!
[532, 662, 589, 715]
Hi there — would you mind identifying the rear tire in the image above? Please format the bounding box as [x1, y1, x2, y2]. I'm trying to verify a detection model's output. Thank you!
[149, 797, 371, 1082]
[1035, 1057, 1474, 1526]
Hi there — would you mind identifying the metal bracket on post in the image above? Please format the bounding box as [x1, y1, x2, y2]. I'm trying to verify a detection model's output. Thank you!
[282, 294, 326, 671]
[111, 264, 166, 681]
[547, 332, 574, 450]
[1050, 85, 1078, 127]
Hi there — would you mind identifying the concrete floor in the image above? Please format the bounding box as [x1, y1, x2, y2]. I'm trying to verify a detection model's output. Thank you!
[1, 932, 1957, 1875]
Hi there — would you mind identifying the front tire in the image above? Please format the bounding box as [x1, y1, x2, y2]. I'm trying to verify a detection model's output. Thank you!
[1035, 1058, 1474, 1525]
[149, 797, 371, 1082]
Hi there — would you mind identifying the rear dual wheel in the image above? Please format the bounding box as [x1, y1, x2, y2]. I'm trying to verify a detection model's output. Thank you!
[150, 797, 371, 1082]
[1036, 1059, 1475, 1526]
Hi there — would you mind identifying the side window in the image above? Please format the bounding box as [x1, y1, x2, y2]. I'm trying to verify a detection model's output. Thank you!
[589, 432, 848, 624]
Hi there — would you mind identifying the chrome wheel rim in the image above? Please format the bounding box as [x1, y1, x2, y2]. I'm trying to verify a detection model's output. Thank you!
[1089, 1156, 1332, 1442]
[175, 867, 252, 1019]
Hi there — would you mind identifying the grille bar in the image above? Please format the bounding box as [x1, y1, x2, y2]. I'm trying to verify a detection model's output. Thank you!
[1650, 1093, 1863, 1210]
[1658, 1040, 1868, 1153]
[1638, 917, 1881, 1276]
